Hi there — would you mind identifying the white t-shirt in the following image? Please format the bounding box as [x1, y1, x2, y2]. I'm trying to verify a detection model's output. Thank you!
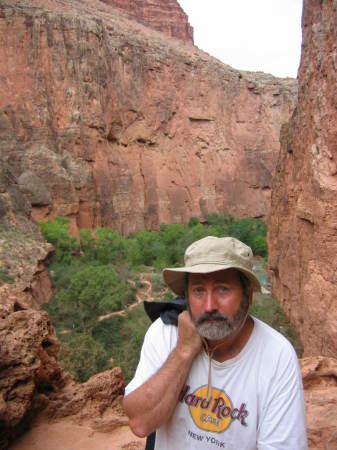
[125, 316, 307, 450]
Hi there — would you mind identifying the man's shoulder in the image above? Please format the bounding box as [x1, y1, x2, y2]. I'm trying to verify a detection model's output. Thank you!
[144, 317, 178, 347]
[251, 316, 297, 357]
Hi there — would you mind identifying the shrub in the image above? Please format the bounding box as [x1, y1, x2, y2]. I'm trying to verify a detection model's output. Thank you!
[177, 223, 207, 255]
[93, 304, 151, 383]
[40, 216, 79, 263]
[206, 213, 233, 227]
[79, 229, 96, 259]
[58, 333, 109, 382]
[188, 217, 200, 228]
[223, 218, 267, 257]
[159, 223, 186, 266]
[251, 236, 268, 258]
[250, 295, 303, 357]
[45, 264, 133, 332]
[95, 228, 127, 264]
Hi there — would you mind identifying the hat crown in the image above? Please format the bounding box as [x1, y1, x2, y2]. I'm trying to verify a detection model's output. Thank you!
[184, 236, 253, 270]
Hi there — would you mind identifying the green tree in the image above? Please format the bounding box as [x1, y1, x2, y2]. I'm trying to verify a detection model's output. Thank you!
[79, 229, 96, 260]
[40, 216, 79, 263]
[95, 228, 127, 264]
[45, 264, 134, 332]
[127, 230, 161, 267]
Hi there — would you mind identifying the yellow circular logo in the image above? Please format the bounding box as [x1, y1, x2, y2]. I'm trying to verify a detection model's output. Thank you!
[187, 386, 233, 433]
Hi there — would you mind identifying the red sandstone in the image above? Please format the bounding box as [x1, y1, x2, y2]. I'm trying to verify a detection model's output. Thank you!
[268, 0, 337, 358]
[0, 0, 297, 235]
[100, 0, 194, 43]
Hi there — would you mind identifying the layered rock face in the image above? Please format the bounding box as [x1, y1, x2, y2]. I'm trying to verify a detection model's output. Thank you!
[0, 0, 297, 235]
[100, 0, 194, 43]
[268, 0, 337, 357]
[0, 164, 53, 308]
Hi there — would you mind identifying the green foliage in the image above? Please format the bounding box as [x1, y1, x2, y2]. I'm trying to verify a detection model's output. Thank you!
[40, 216, 79, 263]
[250, 295, 303, 357]
[44, 263, 135, 332]
[79, 229, 96, 260]
[188, 217, 200, 228]
[93, 304, 151, 383]
[58, 333, 109, 382]
[159, 223, 185, 267]
[95, 228, 127, 264]
[223, 218, 267, 252]
[127, 230, 162, 268]
[0, 268, 14, 284]
[206, 213, 233, 227]
[48, 259, 86, 290]
[40, 213, 272, 384]
[176, 222, 208, 255]
[251, 236, 268, 257]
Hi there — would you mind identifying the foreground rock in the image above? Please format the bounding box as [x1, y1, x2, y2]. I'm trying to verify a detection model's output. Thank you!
[10, 368, 145, 450]
[0, 0, 297, 235]
[0, 297, 62, 449]
[268, 0, 337, 357]
[301, 357, 337, 449]
[0, 291, 132, 449]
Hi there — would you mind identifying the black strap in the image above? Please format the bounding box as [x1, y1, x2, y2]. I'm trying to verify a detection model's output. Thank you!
[145, 431, 156, 450]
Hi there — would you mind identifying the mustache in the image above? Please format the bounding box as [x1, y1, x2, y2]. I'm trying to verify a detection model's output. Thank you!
[196, 311, 230, 325]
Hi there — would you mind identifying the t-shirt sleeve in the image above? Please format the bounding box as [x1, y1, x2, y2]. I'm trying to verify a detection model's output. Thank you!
[257, 344, 308, 450]
[124, 318, 177, 396]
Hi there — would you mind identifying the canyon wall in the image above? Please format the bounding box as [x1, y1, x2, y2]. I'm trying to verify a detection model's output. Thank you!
[100, 0, 194, 43]
[268, 0, 337, 357]
[0, 0, 297, 235]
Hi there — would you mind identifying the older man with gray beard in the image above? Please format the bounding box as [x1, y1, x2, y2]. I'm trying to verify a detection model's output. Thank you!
[123, 236, 307, 450]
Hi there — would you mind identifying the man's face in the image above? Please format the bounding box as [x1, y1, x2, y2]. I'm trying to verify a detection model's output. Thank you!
[187, 269, 250, 341]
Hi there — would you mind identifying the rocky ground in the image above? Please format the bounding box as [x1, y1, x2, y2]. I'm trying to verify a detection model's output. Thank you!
[8, 356, 337, 450]
[10, 416, 145, 450]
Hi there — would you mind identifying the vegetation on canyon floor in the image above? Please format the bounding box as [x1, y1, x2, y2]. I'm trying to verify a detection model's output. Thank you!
[40, 215, 302, 383]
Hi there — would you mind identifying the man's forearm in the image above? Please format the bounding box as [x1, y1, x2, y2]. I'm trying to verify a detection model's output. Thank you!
[123, 344, 195, 437]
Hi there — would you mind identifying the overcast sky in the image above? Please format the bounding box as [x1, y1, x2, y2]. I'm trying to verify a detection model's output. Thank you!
[178, 0, 303, 78]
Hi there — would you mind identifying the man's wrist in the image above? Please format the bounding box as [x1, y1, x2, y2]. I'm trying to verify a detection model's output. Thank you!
[174, 341, 200, 362]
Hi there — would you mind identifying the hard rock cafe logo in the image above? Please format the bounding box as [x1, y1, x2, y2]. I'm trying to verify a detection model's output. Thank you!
[179, 384, 249, 433]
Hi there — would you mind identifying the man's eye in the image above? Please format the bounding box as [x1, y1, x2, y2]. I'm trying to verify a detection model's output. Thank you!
[216, 286, 229, 294]
[193, 287, 205, 296]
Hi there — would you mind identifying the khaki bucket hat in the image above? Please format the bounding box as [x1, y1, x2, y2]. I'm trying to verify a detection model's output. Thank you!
[162, 236, 262, 295]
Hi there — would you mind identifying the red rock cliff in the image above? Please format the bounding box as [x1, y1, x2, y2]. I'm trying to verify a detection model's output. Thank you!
[268, 0, 337, 357]
[0, 0, 297, 235]
[100, 0, 194, 43]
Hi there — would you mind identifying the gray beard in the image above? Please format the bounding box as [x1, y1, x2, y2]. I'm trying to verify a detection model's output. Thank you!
[188, 298, 249, 341]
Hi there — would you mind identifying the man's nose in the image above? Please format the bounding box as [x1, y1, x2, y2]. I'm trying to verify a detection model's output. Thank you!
[204, 290, 218, 312]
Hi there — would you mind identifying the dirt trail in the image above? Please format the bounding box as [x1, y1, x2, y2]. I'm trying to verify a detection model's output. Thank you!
[98, 274, 154, 321]
[10, 416, 145, 450]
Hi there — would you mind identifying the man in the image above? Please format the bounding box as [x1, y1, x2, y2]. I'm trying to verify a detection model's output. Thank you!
[123, 236, 307, 449]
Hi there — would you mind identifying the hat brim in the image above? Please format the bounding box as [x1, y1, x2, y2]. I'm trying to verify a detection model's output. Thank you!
[162, 263, 262, 296]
